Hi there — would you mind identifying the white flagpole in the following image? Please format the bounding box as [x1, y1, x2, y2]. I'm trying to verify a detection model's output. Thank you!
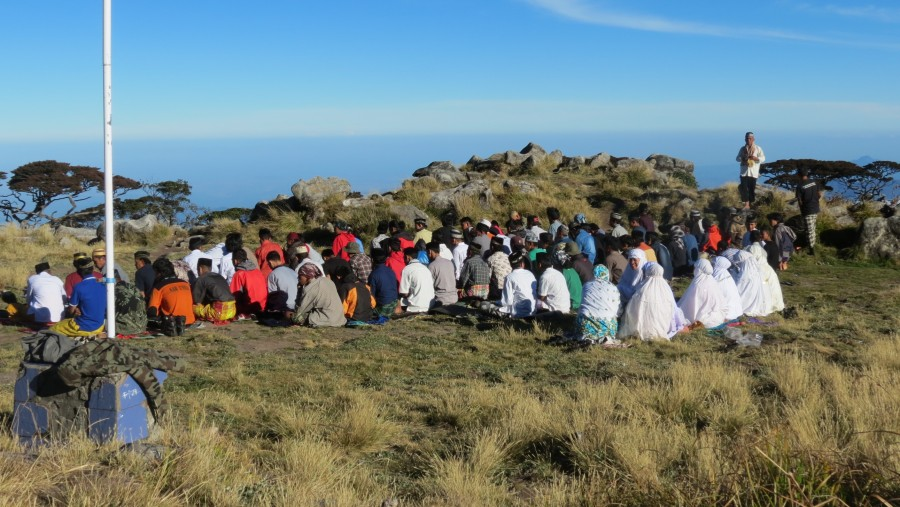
[103, 0, 116, 337]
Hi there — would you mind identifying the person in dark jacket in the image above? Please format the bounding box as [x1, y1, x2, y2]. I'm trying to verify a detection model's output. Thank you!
[334, 265, 375, 323]
[192, 258, 236, 323]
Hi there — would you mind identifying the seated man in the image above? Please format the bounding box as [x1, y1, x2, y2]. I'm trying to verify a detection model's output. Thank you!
[147, 257, 195, 335]
[133, 250, 155, 305]
[498, 252, 537, 318]
[398, 247, 435, 314]
[52, 258, 106, 337]
[367, 248, 399, 317]
[290, 264, 346, 327]
[535, 253, 571, 313]
[264, 251, 298, 318]
[192, 258, 237, 323]
[26, 262, 67, 326]
[229, 249, 268, 317]
[64, 252, 94, 299]
[333, 265, 375, 324]
[457, 243, 491, 301]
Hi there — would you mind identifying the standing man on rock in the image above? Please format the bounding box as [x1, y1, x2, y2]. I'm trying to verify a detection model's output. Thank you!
[795, 167, 822, 255]
[737, 131, 765, 209]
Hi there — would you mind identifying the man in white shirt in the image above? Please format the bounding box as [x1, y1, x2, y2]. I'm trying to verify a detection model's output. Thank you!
[736, 131, 766, 209]
[535, 253, 571, 313]
[183, 237, 207, 278]
[398, 247, 435, 313]
[450, 229, 468, 281]
[498, 252, 536, 318]
[26, 262, 67, 324]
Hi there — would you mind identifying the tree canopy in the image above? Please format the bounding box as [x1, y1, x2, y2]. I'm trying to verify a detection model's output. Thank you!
[760, 159, 899, 202]
[1, 161, 199, 226]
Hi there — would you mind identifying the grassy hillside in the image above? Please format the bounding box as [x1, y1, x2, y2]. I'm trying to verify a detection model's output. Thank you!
[0, 155, 896, 505]
[0, 252, 897, 505]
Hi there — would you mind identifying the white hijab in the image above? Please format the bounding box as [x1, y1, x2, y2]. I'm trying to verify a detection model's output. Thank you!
[619, 262, 687, 341]
[617, 249, 647, 302]
[677, 259, 727, 328]
[712, 256, 744, 321]
[732, 250, 769, 317]
[746, 243, 785, 313]
[579, 265, 622, 320]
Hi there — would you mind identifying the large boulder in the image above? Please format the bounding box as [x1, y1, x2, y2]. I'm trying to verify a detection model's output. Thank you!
[588, 152, 612, 170]
[96, 215, 161, 242]
[858, 216, 900, 263]
[646, 154, 695, 173]
[502, 179, 539, 194]
[290, 176, 352, 208]
[427, 180, 493, 211]
[54, 225, 97, 243]
[389, 205, 428, 225]
[249, 195, 302, 222]
[612, 157, 655, 173]
[412, 161, 471, 185]
[825, 205, 857, 229]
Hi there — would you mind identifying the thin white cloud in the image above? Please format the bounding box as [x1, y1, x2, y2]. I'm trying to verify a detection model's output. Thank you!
[523, 0, 898, 48]
[823, 4, 900, 23]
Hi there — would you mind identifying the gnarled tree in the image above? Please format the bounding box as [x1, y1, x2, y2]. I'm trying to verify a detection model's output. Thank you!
[760, 158, 899, 202]
[1, 160, 141, 224]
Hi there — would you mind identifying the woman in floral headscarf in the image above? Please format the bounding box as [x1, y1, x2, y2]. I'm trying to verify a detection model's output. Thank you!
[571, 265, 623, 345]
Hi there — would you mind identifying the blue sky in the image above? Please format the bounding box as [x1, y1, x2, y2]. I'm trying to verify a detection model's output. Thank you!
[3, 1, 900, 207]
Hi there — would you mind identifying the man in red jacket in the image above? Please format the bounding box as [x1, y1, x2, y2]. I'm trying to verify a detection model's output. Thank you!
[332, 221, 358, 261]
[229, 249, 268, 318]
[255, 228, 284, 278]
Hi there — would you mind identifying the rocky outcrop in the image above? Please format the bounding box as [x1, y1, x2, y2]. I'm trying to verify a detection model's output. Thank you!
[95, 215, 162, 243]
[502, 179, 539, 194]
[412, 161, 471, 185]
[428, 180, 493, 211]
[249, 195, 302, 222]
[54, 225, 97, 243]
[291, 176, 352, 208]
[389, 205, 428, 225]
[824, 205, 857, 229]
[858, 216, 900, 263]
[646, 154, 695, 173]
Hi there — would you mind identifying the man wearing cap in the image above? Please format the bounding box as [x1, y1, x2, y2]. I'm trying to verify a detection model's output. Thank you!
[26, 262, 67, 325]
[293, 244, 325, 278]
[737, 131, 766, 209]
[345, 242, 373, 284]
[229, 248, 268, 317]
[524, 231, 545, 264]
[609, 213, 628, 238]
[52, 257, 107, 337]
[398, 247, 435, 313]
[331, 221, 358, 262]
[92, 247, 129, 283]
[133, 250, 155, 304]
[413, 217, 432, 245]
[183, 237, 207, 278]
[725, 208, 747, 248]
[449, 229, 469, 281]
[565, 242, 595, 284]
[457, 243, 491, 301]
[256, 229, 284, 278]
[64, 252, 98, 299]
[192, 258, 237, 323]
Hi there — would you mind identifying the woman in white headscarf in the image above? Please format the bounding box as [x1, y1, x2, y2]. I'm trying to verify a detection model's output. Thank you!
[619, 262, 689, 341]
[712, 256, 744, 321]
[677, 258, 727, 328]
[745, 242, 785, 314]
[617, 249, 647, 302]
[732, 250, 769, 317]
